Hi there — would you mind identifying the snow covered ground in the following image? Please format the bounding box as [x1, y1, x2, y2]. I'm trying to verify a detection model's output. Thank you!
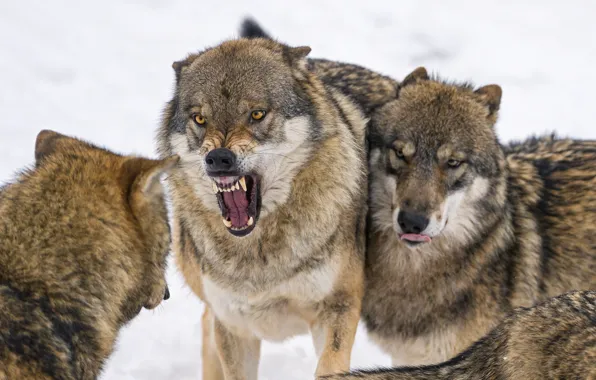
[1, 1, 595, 379]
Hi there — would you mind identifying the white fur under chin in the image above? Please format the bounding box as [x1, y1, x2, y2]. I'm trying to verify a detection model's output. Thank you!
[202, 256, 340, 342]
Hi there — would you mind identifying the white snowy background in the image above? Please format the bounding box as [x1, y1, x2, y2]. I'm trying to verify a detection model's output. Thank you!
[1, 1, 595, 379]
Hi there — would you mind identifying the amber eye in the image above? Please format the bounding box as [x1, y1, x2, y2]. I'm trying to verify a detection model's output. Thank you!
[447, 159, 462, 168]
[193, 114, 206, 126]
[251, 110, 266, 121]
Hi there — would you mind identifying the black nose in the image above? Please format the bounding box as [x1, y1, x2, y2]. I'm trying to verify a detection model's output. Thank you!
[163, 286, 170, 301]
[205, 148, 237, 174]
[397, 210, 430, 234]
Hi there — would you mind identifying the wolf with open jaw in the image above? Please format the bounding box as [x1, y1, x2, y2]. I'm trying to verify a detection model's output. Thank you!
[156, 38, 367, 379]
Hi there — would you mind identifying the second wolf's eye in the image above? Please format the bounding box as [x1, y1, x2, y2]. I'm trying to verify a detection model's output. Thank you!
[395, 149, 405, 159]
[447, 159, 462, 168]
[193, 114, 206, 126]
[251, 110, 266, 121]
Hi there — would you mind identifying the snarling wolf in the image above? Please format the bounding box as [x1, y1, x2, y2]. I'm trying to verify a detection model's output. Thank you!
[323, 290, 596, 380]
[157, 37, 368, 378]
[364, 67, 596, 365]
[0, 130, 176, 379]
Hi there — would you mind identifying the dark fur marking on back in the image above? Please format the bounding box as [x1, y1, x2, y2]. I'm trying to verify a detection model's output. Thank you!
[532, 159, 557, 294]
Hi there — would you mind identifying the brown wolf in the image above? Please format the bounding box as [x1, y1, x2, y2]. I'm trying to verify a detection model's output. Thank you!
[0, 130, 177, 380]
[323, 290, 596, 380]
[364, 67, 596, 366]
[156, 37, 368, 379]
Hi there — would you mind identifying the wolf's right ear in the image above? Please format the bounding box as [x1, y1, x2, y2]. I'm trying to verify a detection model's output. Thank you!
[172, 55, 199, 83]
[397, 67, 429, 95]
[35, 129, 67, 164]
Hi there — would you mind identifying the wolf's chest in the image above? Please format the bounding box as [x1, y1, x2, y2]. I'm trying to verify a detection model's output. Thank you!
[370, 328, 460, 366]
[203, 260, 339, 341]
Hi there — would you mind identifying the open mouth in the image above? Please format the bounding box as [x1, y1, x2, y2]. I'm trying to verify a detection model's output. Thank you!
[399, 233, 432, 247]
[211, 175, 260, 237]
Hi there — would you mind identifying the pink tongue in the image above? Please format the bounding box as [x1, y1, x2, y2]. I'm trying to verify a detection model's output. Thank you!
[223, 188, 249, 228]
[400, 234, 432, 243]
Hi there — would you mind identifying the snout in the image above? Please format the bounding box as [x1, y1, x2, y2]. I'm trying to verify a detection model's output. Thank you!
[204, 148, 262, 237]
[205, 148, 238, 176]
[397, 210, 432, 245]
[398, 210, 429, 234]
[144, 284, 170, 310]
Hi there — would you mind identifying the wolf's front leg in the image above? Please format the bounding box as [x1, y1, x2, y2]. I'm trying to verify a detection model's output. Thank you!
[311, 291, 362, 378]
[202, 307, 224, 380]
[210, 315, 261, 380]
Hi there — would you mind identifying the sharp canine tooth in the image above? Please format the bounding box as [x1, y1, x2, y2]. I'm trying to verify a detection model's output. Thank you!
[247, 217, 254, 226]
[222, 218, 232, 228]
[212, 182, 219, 194]
[239, 177, 247, 191]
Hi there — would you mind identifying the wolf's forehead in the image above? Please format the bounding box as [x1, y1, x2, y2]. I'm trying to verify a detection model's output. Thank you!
[181, 61, 293, 109]
[186, 50, 291, 87]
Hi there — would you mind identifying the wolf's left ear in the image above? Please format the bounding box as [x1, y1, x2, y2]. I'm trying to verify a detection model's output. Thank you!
[287, 46, 311, 61]
[474, 85, 502, 117]
[284, 45, 311, 76]
[35, 129, 67, 164]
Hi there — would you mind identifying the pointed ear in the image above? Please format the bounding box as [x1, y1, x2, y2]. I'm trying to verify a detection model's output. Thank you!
[35, 129, 67, 164]
[288, 46, 311, 61]
[283, 45, 311, 68]
[474, 85, 502, 116]
[400, 67, 429, 89]
[134, 155, 180, 196]
[172, 55, 199, 83]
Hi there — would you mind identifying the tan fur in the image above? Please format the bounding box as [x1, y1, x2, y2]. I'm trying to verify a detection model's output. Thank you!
[324, 291, 596, 380]
[157, 38, 368, 379]
[363, 67, 596, 366]
[239, 18, 399, 116]
[0, 130, 177, 379]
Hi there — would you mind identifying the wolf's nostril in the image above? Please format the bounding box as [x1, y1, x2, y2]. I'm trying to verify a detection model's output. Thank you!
[397, 210, 430, 235]
[205, 148, 237, 173]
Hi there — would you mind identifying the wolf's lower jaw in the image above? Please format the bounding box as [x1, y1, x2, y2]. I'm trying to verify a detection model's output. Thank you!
[211, 175, 259, 236]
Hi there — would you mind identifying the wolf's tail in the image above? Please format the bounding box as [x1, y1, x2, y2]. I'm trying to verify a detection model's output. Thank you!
[319, 332, 501, 380]
[240, 18, 272, 39]
[320, 367, 449, 380]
